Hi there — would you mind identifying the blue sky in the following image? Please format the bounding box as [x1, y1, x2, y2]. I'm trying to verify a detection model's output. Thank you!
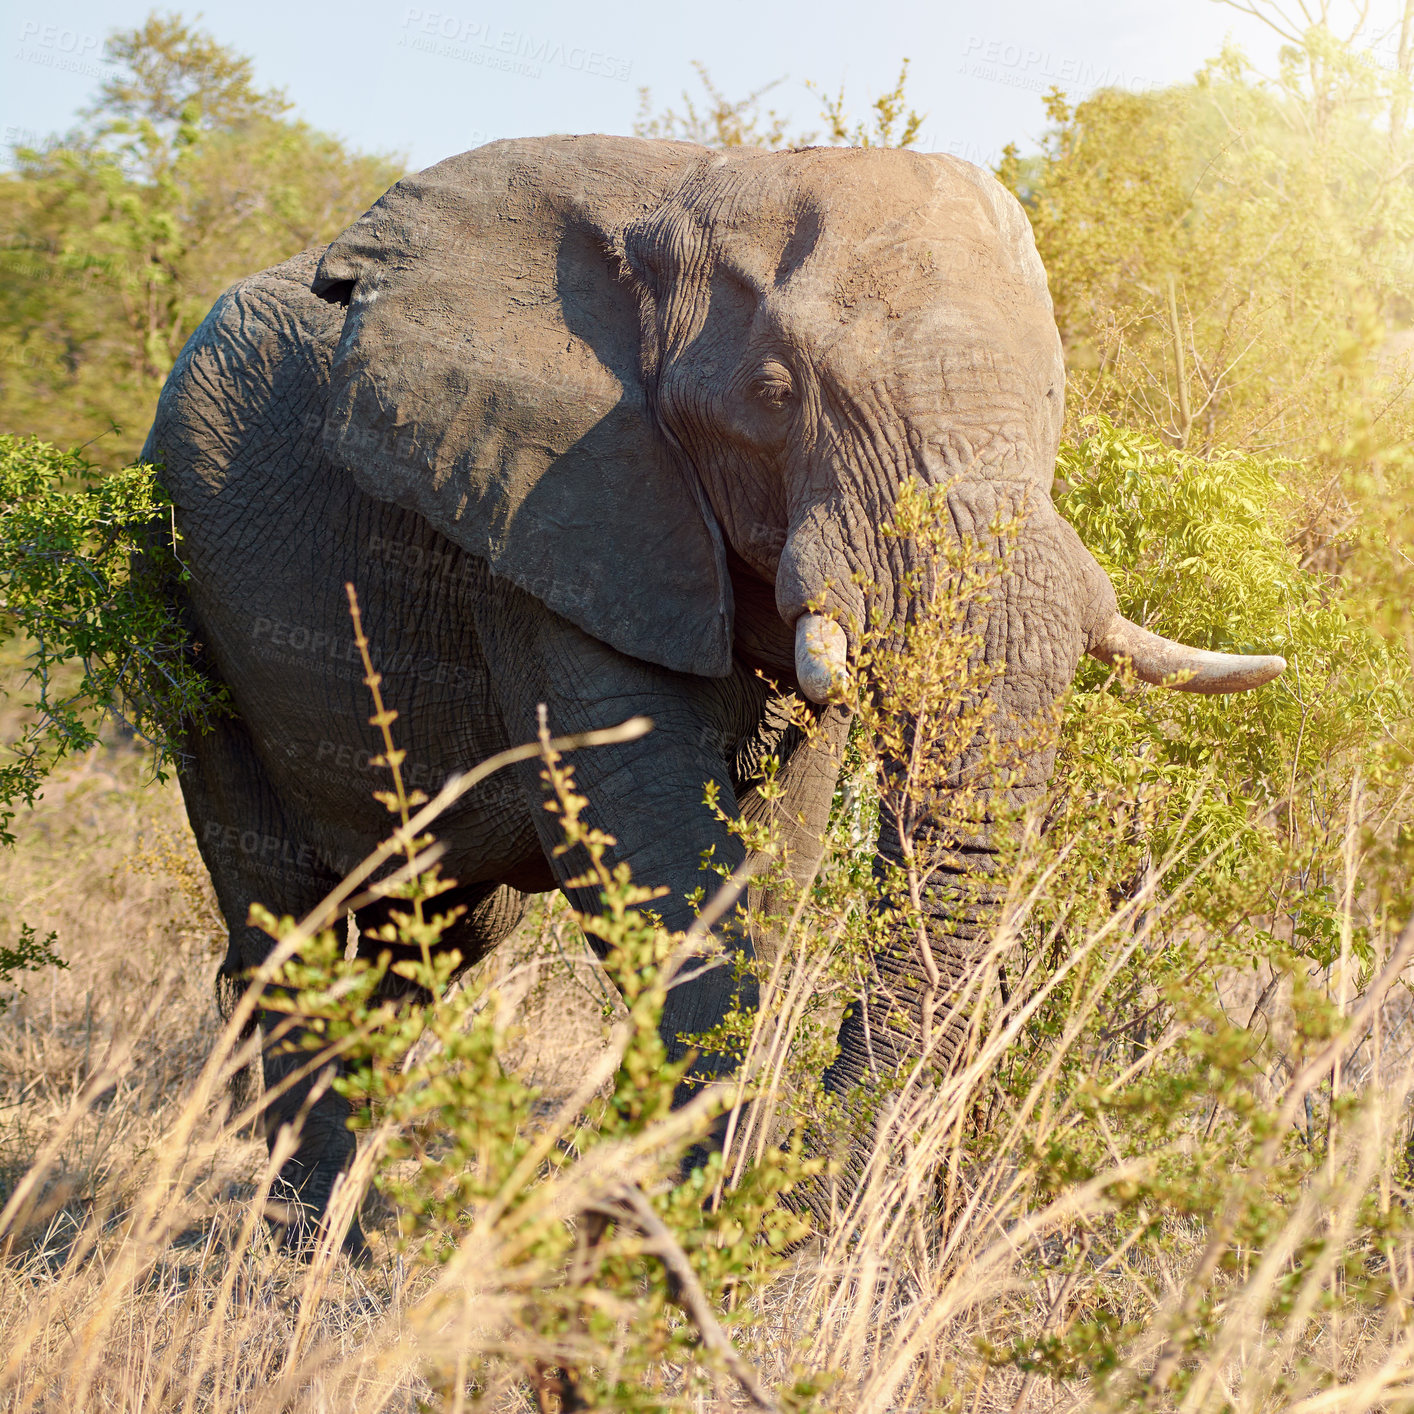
[0, 0, 1395, 174]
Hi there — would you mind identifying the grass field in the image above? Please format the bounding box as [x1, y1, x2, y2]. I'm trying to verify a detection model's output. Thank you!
[0, 730, 629, 1411]
[3, 714, 1414, 1411]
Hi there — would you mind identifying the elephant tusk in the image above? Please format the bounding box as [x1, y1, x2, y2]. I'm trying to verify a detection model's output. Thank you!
[1088, 614, 1286, 694]
[794, 614, 850, 703]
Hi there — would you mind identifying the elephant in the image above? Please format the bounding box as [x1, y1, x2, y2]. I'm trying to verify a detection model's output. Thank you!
[142, 135, 1284, 1254]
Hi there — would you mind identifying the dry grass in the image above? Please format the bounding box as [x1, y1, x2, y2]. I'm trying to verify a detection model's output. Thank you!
[2, 730, 1414, 1413]
[0, 735, 604, 1411]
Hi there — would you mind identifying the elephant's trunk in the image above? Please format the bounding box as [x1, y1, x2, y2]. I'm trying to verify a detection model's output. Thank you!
[822, 802, 1016, 1097]
[789, 492, 1286, 1223]
[796, 798, 1016, 1228]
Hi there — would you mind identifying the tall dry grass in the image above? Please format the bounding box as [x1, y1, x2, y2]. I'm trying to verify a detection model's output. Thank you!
[1, 713, 1413, 1412]
[0, 711, 630, 1409]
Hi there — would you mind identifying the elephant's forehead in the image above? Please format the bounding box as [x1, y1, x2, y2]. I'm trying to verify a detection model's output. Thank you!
[701, 146, 943, 225]
[693, 146, 1040, 294]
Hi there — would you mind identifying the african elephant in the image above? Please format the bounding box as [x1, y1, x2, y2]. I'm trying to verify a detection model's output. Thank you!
[144, 135, 1284, 1253]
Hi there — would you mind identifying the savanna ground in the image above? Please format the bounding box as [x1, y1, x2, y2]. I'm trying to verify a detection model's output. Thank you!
[7, 3, 1414, 1410]
[4, 621, 1414, 1414]
[0, 679, 624, 1412]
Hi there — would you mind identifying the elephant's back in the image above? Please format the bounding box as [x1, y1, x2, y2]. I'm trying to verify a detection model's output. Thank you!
[144, 246, 339, 514]
[142, 242, 361, 724]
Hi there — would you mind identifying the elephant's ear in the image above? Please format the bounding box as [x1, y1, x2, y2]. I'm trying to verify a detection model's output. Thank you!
[311, 135, 733, 676]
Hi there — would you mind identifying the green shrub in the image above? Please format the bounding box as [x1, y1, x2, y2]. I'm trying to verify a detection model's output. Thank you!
[1057, 415, 1410, 953]
[0, 923, 66, 1017]
[0, 434, 227, 845]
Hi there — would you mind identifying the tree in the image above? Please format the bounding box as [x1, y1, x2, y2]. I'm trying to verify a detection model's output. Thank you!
[634, 60, 923, 152]
[89, 13, 289, 129]
[634, 62, 800, 149]
[997, 25, 1414, 461]
[996, 20, 1414, 653]
[809, 60, 924, 149]
[0, 13, 404, 463]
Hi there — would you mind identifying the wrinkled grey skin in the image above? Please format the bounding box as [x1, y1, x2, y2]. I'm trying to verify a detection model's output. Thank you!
[145, 136, 1269, 1254]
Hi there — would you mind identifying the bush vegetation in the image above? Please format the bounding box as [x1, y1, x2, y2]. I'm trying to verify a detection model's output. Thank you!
[0, 435, 224, 844]
[2, 4, 1414, 1411]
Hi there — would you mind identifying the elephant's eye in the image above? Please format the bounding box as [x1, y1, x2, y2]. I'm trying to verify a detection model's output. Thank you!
[750, 363, 795, 410]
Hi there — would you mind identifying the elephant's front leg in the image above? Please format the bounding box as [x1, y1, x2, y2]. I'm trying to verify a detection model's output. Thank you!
[473, 586, 771, 1104]
[178, 710, 369, 1255]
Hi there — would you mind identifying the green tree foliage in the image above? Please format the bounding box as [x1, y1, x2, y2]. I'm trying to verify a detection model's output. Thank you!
[997, 9, 1414, 766]
[1056, 416, 1410, 965]
[1062, 415, 1406, 797]
[996, 15, 1414, 461]
[89, 10, 291, 149]
[0, 924, 65, 1017]
[0, 435, 225, 844]
[0, 13, 404, 463]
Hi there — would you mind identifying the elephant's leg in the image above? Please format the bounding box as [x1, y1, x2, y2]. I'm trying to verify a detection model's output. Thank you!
[178, 712, 367, 1255]
[469, 586, 766, 1103]
[353, 881, 529, 1003]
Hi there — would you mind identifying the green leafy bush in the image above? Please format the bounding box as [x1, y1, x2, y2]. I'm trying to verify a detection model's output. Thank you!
[1057, 415, 1409, 934]
[955, 417, 1414, 1395]
[0, 923, 66, 1017]
[0, 434, 227, 844]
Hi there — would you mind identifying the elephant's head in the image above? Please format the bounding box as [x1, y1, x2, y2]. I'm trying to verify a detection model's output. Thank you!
[311, 136, 1284, 1086]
